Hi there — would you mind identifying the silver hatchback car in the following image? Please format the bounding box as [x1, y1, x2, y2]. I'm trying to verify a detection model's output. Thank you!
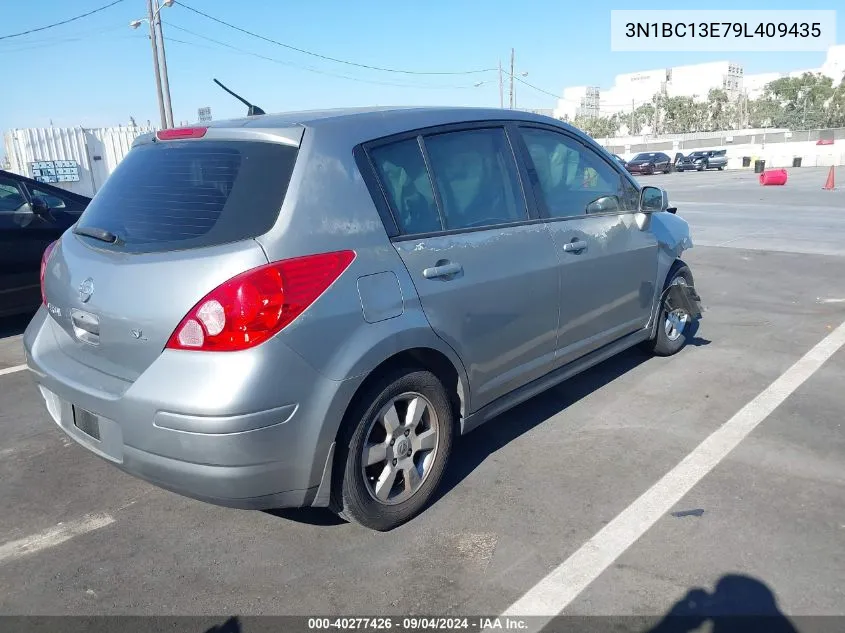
[24, 107, 702, 531]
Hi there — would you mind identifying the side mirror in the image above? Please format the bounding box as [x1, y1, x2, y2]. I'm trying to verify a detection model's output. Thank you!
[640, 186, 669, 213]
[30, 196, 50, 217]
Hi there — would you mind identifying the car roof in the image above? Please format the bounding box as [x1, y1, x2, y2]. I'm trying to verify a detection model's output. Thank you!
[204, 105, 581, 136]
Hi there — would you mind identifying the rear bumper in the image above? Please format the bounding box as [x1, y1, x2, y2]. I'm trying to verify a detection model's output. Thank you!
[23, 308, 361, 509]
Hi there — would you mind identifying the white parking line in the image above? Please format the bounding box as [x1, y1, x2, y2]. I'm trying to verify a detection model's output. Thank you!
[500, 319, 845, 628]
[0, 513, 115, 565]
[0, 364, 27, 377]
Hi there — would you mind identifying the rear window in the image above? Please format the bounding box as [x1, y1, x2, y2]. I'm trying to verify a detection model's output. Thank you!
[75, 140, 298, 253]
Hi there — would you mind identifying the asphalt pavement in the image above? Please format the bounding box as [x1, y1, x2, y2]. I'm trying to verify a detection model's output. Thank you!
[0, 166, 843, 621]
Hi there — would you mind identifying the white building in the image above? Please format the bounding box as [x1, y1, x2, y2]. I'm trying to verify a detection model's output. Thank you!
[744, 72, 784, 100]
[745, 44, 845, 99]
[552, 86, 600, 120]
[588, 60, 743, 118]
[554, 45, 845, 120]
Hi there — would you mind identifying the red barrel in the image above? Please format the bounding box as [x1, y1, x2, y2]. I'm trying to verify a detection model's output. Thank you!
[759, 169, 788, 186]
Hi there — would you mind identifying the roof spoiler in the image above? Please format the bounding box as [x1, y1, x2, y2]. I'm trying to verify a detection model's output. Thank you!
[213, 78, 265, 117]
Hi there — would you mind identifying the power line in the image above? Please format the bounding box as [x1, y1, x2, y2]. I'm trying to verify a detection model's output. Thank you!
[1, 24, 129, 51]
[513, 75, 560, 100]
[164, 22, 481, 90]
[0, 0, 127, 41]
[174, 1, 496, 76]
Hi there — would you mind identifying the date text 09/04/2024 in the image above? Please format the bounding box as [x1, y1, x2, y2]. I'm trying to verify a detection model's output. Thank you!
[625, 22, 822, 39]
[307, 618, 528, 630]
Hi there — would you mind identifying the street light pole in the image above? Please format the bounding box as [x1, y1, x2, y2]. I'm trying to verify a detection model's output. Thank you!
[146, 0, 167, 129]
[154, 0, 174, 128]
[509, 48, 515, 109]
[498, 59, 503, 109]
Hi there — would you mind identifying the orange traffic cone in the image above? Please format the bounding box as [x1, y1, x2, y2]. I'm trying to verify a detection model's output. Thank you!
[822, 166, 835, 190]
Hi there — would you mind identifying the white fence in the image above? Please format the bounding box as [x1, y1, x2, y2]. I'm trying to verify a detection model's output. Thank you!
[3, 125, 155, 198]
[596, 127, 791, 146]
[613, 139, 844, 170]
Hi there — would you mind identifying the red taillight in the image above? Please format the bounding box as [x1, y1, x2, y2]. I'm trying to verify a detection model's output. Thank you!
[165, 250, 356, 352]
[156, 126, 208, 140]
[40, 240, 58, 305]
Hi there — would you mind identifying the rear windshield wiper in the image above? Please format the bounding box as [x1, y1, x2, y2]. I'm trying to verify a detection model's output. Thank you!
[74, 225, 121, 244]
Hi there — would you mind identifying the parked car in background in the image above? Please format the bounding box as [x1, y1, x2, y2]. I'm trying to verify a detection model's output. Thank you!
[676, 149, 728, 171]
[0, 169, 91, 317]
[25, 107, 701, 531]
[625, 152, 672, 175]
[612, 154, 627, 168]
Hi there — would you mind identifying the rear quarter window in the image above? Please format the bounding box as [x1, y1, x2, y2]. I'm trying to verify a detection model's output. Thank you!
[75, 140, 298, 253]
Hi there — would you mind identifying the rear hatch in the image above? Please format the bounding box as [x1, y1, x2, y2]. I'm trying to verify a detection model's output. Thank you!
[42, 132, 300, 382]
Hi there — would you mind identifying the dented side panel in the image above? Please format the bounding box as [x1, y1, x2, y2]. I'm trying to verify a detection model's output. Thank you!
[644, 211, 696, 330]
[649, 211, 694, 257]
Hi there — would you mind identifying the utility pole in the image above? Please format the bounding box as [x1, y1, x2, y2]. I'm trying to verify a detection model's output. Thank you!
[652, 95, 658, 135]
[498, 59, 504, 109]
[802, 93, 809, 129]
[630, 99, 635, 134]
[146, 0, 167, 129]
[509, 48, 514, 109]
[154, 0, 174, 128]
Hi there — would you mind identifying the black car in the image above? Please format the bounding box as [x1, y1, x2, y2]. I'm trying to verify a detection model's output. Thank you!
[611, 153, 627, 168]
[0, 169, 91, 317]
[676, 149, 728, 172]
[625, 152, 672, 175]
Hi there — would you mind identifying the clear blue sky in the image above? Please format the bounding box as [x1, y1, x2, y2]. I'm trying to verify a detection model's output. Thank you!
[0, 0, 842, 132]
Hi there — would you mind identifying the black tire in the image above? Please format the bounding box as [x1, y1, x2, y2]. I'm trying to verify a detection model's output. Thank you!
[641, 261, 696, 357]
[330, 368, 454, 531]
[718, 166, 725, 171]
[697, 161, 706, 172]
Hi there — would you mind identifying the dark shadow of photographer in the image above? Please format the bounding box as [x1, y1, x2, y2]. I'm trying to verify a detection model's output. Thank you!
[645, 574, 799, 633]
[205, 616, 242, 633]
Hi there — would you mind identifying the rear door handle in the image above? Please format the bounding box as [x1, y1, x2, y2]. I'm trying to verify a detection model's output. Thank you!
[422, 262, 463, 279]
[563, 240, 588, 253]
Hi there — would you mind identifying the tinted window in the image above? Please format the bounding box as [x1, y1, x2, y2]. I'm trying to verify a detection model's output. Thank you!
[423, 128, 526, 231]
[370, 138, 441, 235]
[0, 179, 27, 213]
[29, 187, 67, 210]
[75, 141, 298, 253]
[520, 128, 638, 217]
